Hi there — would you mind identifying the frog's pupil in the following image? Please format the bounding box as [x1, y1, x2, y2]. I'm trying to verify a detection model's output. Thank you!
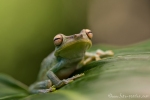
[54, 38, 60, 41]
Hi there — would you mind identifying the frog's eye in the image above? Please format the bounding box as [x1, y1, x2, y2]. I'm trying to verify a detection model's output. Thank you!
[53, 34, 63, 46]
[85, 29, 93, 39]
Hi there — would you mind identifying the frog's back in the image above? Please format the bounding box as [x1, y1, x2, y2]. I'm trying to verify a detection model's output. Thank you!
[37, 52, 57, 81]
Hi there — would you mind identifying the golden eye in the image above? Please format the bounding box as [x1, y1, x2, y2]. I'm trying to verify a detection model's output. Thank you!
[85, 29, 93, 39]
[53, 34, 63, 46]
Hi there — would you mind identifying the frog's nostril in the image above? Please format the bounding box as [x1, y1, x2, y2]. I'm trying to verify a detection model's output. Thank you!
[74, 34, 78, 38]
[80, 34, 83, 38]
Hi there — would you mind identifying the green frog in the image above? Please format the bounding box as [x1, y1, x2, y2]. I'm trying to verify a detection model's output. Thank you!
[29, 29, 114, 93]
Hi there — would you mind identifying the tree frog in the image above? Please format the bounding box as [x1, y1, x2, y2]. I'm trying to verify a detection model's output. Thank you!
[29, 29, 114, 93]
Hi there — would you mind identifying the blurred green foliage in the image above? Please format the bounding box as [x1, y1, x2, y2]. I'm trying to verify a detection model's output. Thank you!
[0, 0, 88, 85]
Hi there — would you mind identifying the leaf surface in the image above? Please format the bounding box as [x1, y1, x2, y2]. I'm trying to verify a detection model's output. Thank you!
[1, 40, 150, 100]
[0, 74, 29, 100]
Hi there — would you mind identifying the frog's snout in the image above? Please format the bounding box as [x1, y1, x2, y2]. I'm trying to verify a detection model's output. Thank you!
[74, 34, 83, 39]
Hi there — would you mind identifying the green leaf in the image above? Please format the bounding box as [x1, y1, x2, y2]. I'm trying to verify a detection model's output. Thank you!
[0, 73, 29, 100]
[1, 40, 150, 100]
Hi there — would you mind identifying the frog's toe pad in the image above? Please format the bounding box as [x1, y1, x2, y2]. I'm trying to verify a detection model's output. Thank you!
[72, 73, 85, 79]
[64, 73, 84, 84]
[63, 73, 85, 84]
[54, 81, 65, 88]
[37, 87, 56, 93]
[50, 86, 56, 92]
[62, 79, 73, 84]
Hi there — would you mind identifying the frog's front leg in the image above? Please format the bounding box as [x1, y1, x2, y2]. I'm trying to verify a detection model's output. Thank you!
[83, 49, 114, 65]
[47, 61, 85, 88]
[46, 71, 82, 88]
[47, 70, 65, 88]
[29, 80, 56, 93]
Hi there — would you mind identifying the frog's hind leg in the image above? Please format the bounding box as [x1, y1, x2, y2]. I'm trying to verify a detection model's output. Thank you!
[29, 80, 56, 93]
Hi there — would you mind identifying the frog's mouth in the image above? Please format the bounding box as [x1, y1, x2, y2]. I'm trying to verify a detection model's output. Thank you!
[54, 39, 92, 59]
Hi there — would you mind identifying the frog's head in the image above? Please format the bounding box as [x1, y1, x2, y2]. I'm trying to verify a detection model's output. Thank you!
[53, 29, 93, 59]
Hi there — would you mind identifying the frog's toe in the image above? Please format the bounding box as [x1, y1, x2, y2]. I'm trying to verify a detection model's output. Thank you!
[62, 79, 74, 84]
[36, 86, 56, 93]
[94, 55, 101, 61]
[62, 73, 85, 84]
[36, 87, 56, 93]
[54, 81, 65, 88]
[105, 50, 114, 56]
[72, 73, 85, 79]
[38, 89, 49, 93]
[96, 49, 114, 57]
[50, 86, 56, 92]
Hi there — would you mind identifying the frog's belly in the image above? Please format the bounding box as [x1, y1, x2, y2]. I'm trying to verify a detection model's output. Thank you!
[55, 66, 77, 79]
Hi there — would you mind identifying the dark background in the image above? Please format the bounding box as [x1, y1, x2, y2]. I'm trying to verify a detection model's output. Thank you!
[0, 0, 150, 85]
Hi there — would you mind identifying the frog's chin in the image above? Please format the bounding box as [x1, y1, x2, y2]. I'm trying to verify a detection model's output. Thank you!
[54, 39, 92, 59]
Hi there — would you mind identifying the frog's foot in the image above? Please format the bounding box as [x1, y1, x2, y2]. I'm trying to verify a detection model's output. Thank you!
[37, 86, 56, 93]
[29, 80, 55, 93]
[84, 49, 114, 65]
[62, 73, 85, 84]
[62, 79, 73, 84]
[54, 80, 66, 88]
[70, 73, 85, 80]
[96, 49, 114, 57]
[84, 52, 100, 65]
